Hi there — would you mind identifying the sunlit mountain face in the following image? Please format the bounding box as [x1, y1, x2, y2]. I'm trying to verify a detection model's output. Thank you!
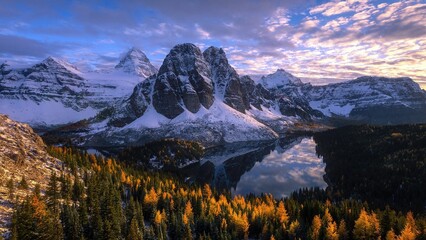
[0, 0, 424, 89]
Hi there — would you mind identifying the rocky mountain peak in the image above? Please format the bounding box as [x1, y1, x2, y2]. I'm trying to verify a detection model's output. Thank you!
[152, 43, 214, 118]
[158, 43, 210, 76]
[39, 56, 81, 75]
[203, 46, 249, 113]
[261, 68, 303, 89]
[115, 47, 157, 78]
[203, 46, 232, 93]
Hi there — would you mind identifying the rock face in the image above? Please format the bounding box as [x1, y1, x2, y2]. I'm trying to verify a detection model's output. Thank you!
[153, 43, 214, 118]
[115, 47, 157, 78]
[0, 115, 62, 234]
[239, 75, 274, 110]
[203, 47, 249, 113]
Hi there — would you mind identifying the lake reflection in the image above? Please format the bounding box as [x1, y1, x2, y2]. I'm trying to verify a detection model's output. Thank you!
[232, 138, 326, 198]
[184, 137, 326, 198]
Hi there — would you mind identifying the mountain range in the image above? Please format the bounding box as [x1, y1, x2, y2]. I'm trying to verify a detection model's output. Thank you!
[1, 43, 426, 146]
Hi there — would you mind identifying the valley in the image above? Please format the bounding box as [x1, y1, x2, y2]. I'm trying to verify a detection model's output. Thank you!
[1, 115, 425, 239]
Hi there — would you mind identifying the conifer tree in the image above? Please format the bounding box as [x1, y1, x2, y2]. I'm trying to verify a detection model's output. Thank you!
[310, 215, 322, 240]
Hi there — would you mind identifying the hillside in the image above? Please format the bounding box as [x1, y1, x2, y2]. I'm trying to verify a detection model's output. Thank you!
[0, 115, 62, 235]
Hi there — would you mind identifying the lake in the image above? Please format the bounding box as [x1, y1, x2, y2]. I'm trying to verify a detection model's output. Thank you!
[183, 136, 327, 198]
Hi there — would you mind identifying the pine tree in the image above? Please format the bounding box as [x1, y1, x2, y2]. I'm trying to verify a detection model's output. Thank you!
[353, 209, 381, 240]
[338, 220, 348, 240]
[19, 176, 29, 190]
[127, 217, 142, 240]
[62, 204, 83, 240]
[398, 212, 418, 240]
[386, 229, 396, 240]
[46, 172, 60, 214]
[309, 215, 322, 240]
[276, 201, 289, 227]
[6, 178, 14, 200]
[326, 221, 339, 240]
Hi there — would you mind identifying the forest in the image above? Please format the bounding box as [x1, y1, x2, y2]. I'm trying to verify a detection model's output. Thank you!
[314, 124, 426, 213]
[118, 139, 204, 170]
[7, 142, 426, 240]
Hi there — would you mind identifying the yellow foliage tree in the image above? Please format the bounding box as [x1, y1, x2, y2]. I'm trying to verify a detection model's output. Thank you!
[386, 229, 397, 240]
[353, 209, 380, 240]
[326, 221, 339, 240]
[310, 215, 322, 240]
[398, 212, 418, 240]
[276, 201, 289, 226]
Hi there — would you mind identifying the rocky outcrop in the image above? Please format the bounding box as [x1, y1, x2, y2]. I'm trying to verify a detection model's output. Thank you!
[203, 47, 249, 113]
[153, 43, 214, 118]
[0, 115, 62, 235]
[240, 75, 274, 110]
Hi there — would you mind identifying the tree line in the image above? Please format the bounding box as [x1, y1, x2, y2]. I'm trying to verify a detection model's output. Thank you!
[8, 144, 426, 239]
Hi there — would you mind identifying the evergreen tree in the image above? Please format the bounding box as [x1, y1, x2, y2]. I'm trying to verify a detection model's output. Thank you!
[19, 176, 29, 190]
[46, 172, 60, 214]
[6, 178, 14, 200]
[127, 217, 143, 240]
[309, 215, 322, 240]
[386, 229, 396, 240]
[398, 212, 418, 240]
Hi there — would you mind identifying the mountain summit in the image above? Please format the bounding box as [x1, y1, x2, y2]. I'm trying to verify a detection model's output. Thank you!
[115, 47, 157, 78]
[261, 69, 303, 89]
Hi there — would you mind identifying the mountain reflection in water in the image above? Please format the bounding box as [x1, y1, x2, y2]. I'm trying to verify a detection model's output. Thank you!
[182, 136, 327, 198]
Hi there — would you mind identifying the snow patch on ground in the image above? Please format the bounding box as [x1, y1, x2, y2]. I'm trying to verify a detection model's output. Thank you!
[124, 106, 170, 129]
[247, 105, 283, 121]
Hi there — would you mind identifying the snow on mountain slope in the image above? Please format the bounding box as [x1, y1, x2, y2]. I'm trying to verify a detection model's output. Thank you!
[115, 47, 157, 78]
[76, 44, 280, 146]
[0, 99, 97, 127]
[261, 69, 303, 89]
[81, 100, 278, 147]
[0, 48, 157, 127]
[305, 76, 426, 123]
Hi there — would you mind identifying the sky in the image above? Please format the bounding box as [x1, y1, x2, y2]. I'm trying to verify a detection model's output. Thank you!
[0, 0, 425, 88]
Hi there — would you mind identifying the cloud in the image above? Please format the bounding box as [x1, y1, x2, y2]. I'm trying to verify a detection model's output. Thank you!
[0, 34, 63, 57]
[0, 0, 425, 88]
[310, 1, 353, 16]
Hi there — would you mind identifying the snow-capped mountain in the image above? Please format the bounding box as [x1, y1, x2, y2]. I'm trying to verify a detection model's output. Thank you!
[260, 68, 303, 88]
[0, 48, 156, 128]
[304, 76, 426, 124]
[46, 43, 426, 147]
[115, 47, 157, 78]
[2, 43, 426, 147]
[77, 44, 280, 146]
